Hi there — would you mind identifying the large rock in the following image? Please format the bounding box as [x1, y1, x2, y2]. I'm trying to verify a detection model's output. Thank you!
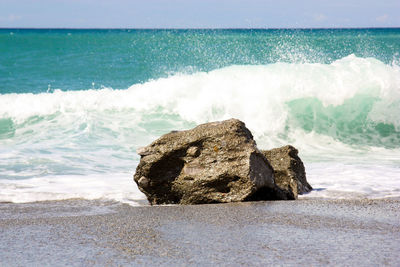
[134, 119, 292, 205]
[262, 145, 312, 199]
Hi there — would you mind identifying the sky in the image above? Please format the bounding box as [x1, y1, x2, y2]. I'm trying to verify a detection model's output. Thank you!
[0, 0, 399, 28]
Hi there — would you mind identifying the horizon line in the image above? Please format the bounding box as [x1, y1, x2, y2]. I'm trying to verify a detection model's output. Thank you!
[1, 26, 400, 30]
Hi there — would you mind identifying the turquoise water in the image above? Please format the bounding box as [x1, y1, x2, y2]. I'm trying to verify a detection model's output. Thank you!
[2, 29, 399, 94]
[1, 29, 400, 203]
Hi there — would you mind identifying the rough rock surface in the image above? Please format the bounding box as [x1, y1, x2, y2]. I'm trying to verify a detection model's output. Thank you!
[262, 145, 312, 199]
[134, 119, 292, 205]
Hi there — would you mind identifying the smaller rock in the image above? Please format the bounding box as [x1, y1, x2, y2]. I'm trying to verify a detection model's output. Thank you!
[262, 145, 312, 199]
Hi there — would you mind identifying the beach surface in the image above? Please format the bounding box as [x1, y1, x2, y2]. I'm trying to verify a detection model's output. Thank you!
[1, 198, 399, 266]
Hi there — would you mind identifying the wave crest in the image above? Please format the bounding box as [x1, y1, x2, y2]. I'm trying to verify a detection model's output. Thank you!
[1, 55, 399, 149]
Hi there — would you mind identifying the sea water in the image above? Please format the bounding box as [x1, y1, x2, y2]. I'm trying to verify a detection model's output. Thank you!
[1, 29, 399, 205]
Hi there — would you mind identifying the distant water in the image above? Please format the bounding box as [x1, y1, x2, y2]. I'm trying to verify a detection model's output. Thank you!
[1, 28, 400, 204]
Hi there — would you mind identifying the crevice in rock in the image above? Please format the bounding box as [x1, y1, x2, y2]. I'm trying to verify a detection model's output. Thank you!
[147, 150, 186, 204]
[204, 175, 240, 194]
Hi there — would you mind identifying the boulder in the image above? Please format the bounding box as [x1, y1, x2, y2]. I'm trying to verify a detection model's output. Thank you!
[134, 119, 293, 205]
[262, 145, 312, 199]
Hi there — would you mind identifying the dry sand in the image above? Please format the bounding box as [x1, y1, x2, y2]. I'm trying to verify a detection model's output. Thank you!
[1, 198, 399, 266]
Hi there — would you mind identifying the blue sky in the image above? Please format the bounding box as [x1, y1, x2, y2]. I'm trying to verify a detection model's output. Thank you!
[0, 0, 399, 28]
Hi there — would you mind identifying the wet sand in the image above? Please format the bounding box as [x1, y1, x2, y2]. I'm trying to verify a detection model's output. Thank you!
[1, 198, 400, 266]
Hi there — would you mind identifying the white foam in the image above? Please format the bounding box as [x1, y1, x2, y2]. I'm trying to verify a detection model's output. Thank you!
[0, 173, 148, 205]
[301, 163, 400, 199]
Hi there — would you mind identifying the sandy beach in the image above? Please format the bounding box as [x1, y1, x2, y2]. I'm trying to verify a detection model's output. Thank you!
[1, 198, 399, 266]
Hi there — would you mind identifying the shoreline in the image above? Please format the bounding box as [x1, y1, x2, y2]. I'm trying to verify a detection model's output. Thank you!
[1, 198, 399, 266]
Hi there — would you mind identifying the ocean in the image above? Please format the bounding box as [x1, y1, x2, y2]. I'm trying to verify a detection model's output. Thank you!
[1, 28, 399, 205]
